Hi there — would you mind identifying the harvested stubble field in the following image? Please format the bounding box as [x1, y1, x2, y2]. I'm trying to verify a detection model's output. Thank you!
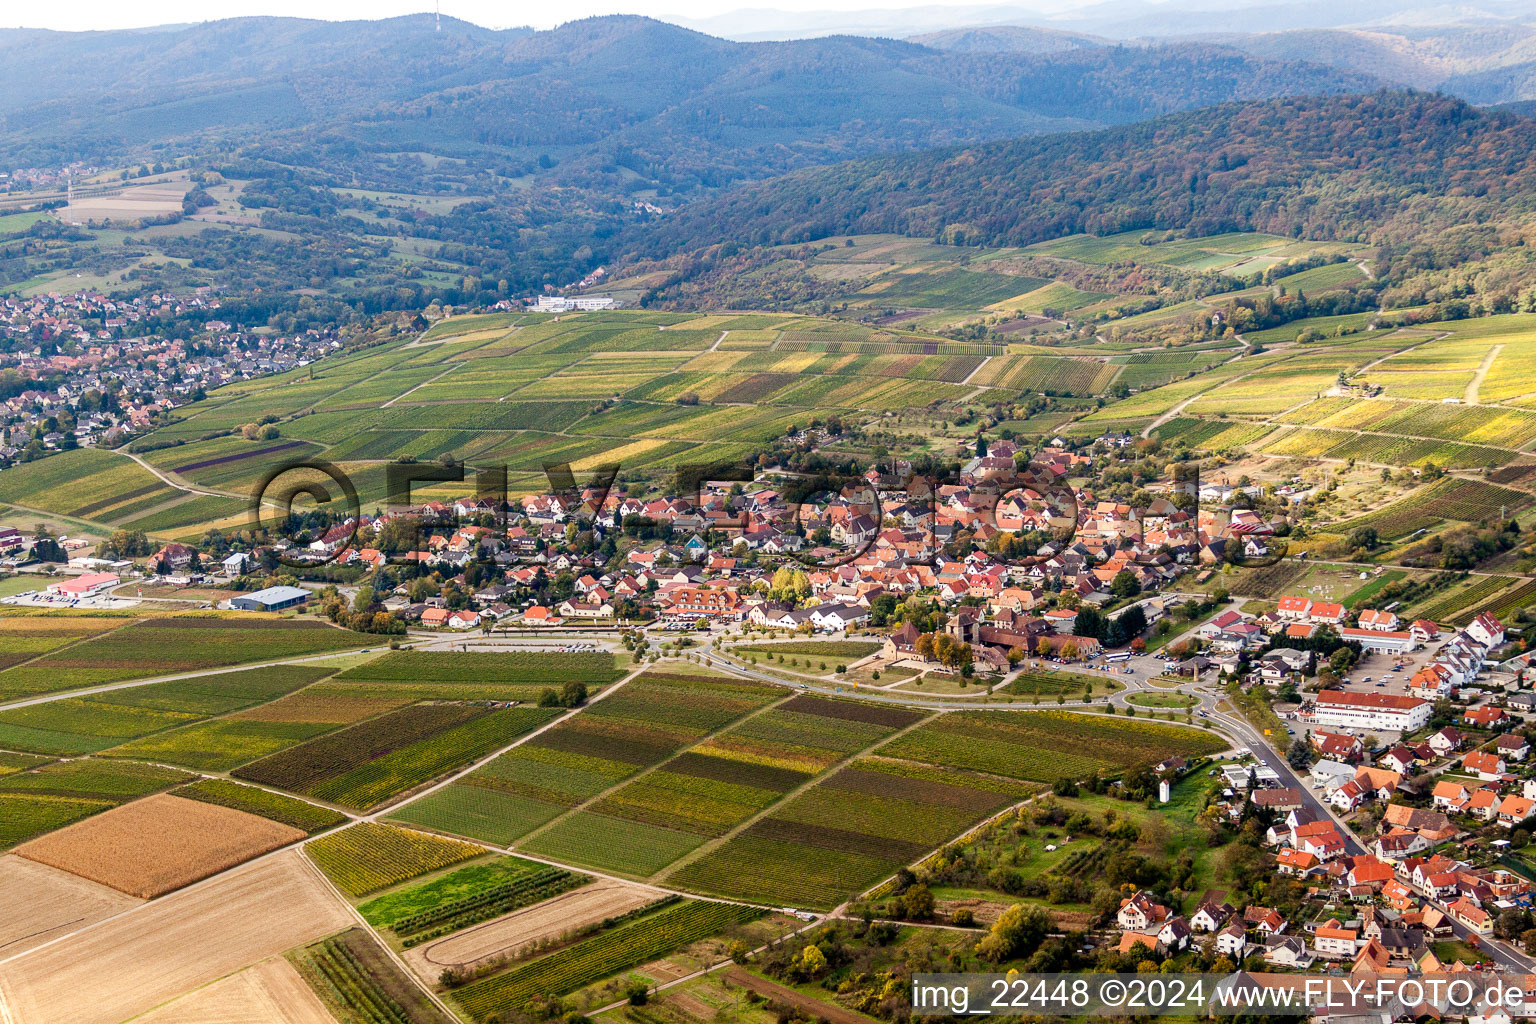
[0, 854, 143, 958]
[0, 848, 354, 1024]
[131, 958, 336, 1024]
[307, 821, 485, 897]
[0, 757, 194, 847]
[404, 879, 656, 982]
[13, 793, 306, 898]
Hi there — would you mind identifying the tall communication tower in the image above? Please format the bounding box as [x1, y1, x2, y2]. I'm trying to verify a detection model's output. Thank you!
[436, 0, 441, 31]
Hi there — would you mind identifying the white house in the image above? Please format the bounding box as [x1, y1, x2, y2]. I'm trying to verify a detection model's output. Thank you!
[1304, 691, 1430, 732]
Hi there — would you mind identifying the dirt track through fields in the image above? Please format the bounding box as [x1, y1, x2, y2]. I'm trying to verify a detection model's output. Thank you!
[0, 856, 142, 958]
[0, 849, 352, 1024]
[403, 880, 653, 980]
[722, 967, 873, 1024]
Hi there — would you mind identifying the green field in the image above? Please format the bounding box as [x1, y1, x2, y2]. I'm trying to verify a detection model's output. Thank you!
[0, 757, 195, 847]
[0, 616, 369, 701]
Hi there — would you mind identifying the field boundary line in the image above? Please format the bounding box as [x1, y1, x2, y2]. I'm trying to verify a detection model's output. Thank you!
[295, 843, 464, 1022]
[653, 705, 939, 886]
[0, 643, 373, 713]
[508, 683, 802, 850]
[958, 355, 991, 386]
[382, 361, 464, 408]
[361, 660, 653, 821]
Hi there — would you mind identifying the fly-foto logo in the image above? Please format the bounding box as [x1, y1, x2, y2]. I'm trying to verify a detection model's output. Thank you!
[246, 445, 1285, 572]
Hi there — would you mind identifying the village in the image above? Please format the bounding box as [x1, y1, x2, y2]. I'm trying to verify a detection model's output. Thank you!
[0, 291, 349, 458]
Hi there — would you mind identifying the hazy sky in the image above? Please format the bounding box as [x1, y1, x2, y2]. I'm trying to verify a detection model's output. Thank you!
[10, 0, 1068, 32]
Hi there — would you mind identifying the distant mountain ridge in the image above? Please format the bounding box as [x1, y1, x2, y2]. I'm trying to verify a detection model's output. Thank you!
[0, 13, 1379, 185]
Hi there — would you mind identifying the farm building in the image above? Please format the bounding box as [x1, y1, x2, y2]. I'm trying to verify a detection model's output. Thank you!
[229, 585, 311, 611]
[46, 572, 119, 597]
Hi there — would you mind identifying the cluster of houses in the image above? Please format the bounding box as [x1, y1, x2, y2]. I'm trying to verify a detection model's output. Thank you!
[267, 435, 1287, 642]
[0, 292, 347, 458]
[1117, 801, 1532, 971]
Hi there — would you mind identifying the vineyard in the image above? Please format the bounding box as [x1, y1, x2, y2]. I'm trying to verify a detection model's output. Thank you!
[307, 823, 485, 897]
[521, 810, 707, 876]
[1053, 839, 1126, 880]
[1226, 560, 1308, 598]
[667, 754, 1030, 910]
[291, 927, 453, 1024]
[174, 778, 348, 833]
[730, 640, 879, 659]
[0, 617, 369, 701]
[1340, 477, 1528, 541]
[233, 703, 557, 810]
[882, 712, 1224, 784]
[452, 899, 760, 1021]
[1414, 576, 1520, 625]
[360, 856, 588, 941]
[337, 651, 623, 687]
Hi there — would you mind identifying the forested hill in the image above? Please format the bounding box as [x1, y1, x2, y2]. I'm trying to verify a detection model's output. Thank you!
[634, 91, 1536, 255]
